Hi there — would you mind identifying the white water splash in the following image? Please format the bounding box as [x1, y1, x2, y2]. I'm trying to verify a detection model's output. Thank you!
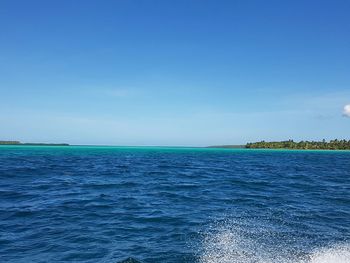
[309, 245, 350, 263]
[200, 229, 267, 263]
[198, 222, 350, 263]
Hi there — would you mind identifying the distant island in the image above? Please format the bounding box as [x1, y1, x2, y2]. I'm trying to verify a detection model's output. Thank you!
[2, 140, 350, 150]
[0, 141, 69, 146]
[212, 139, 350, 150]
[246, 139, 350, 150]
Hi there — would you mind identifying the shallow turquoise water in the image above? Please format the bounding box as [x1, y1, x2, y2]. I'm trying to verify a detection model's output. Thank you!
[0, 146, 349, 262]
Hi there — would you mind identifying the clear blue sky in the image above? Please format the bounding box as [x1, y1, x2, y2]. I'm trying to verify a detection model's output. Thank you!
[1, 0, 349, 146]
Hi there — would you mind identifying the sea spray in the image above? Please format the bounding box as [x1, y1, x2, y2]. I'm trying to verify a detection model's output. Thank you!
[198, 218, 350, 263]
[308, 245, 350, 263]
[198, 218, 296, 263]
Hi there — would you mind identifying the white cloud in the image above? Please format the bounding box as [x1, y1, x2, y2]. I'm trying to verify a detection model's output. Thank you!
[343, 104, 350, 117]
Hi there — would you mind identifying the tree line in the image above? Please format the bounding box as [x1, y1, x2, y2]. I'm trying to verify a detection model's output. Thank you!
[0, 141, 21, 145]
[0, 141, 69, 146]
[246, 139, 350, 150]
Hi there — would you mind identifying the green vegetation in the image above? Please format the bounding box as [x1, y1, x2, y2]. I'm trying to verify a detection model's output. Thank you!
[0, 141, 69, 146]
[0, 141, 21, 145]
[246, 139, 350, 150]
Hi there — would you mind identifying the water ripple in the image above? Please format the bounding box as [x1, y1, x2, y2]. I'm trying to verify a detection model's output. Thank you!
[0, 147, 349, 262]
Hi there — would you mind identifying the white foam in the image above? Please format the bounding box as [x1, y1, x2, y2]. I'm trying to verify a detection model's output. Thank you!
[198, 221, 350, 263]
[308, 245, 350, 263]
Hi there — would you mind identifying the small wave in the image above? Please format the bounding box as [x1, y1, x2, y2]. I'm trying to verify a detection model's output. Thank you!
[118, 258, 142, 263]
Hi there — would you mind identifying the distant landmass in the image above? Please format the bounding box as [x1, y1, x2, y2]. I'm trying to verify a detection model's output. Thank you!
[0, 141, 69, 146]
[2, 140, 350, 150]
[212, 139, 350, 150]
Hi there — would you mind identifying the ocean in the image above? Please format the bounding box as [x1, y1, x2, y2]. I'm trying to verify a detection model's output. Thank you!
[0, 146, 349, 263]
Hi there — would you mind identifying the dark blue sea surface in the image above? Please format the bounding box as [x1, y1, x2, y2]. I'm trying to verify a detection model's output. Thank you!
[0, 146, 349, 263]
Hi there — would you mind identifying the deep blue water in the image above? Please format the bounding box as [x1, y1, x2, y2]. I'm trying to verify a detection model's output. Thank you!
[0, 146, 349, 263]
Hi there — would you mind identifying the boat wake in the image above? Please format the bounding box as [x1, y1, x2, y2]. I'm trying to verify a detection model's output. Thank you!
[308, 246, 350, 263]
[198, 221, 350, 263]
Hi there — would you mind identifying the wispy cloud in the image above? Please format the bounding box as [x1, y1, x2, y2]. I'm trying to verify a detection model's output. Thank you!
[343, 104, 350, 117]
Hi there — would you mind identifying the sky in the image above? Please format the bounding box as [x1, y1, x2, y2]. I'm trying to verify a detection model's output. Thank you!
[1, 0, 350, 146]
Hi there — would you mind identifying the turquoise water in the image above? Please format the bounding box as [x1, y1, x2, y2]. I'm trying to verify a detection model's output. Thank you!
[0, 146, 349, 262]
